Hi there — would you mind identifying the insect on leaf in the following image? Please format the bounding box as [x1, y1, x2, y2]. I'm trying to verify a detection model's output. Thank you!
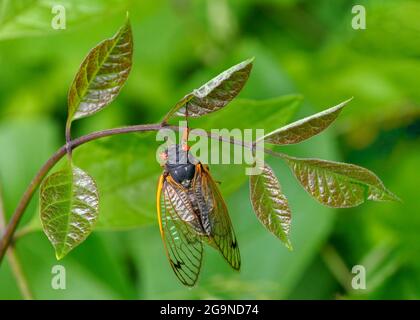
[67, 17, 133, 123]
[164, 58, 254, 121]
[259, 98, 352, 145]
[249, 163, 292, 250]
[285, 156, 400, 208]
[40, 164, 99, 260]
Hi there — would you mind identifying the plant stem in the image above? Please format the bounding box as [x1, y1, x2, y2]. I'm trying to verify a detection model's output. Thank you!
[0, 123, 162, 264]
[4, 246, 34, 299]
[65, 120, 73, 159]
[161, 94, 193, 125]
[0, 183, 34, 299]
[0, 122, 289, 265]
[321, 244, 353, 292]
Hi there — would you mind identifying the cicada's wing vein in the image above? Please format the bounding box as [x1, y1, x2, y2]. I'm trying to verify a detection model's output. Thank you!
[157, 175, 203, 286]
[196, 165, 241, 270]
[165, 177, 204, 235]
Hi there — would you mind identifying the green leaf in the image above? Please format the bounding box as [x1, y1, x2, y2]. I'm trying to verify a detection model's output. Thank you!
[74, 135, 159, 229]
[0, 118, 59, 223]
[0, 0, 129, 40]
[164, 58, 254, 121]
[40, 164, 99, 259]
[67, 17, 132, 122]
[249, 163, 292, 250]
[260, 98, 352, 145]
[284, 156, 400, 208]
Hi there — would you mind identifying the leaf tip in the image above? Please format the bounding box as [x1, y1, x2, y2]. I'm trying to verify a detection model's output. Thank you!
[245, 57, 255, 69]
[239, 57, 254, 70]
[124, 12, 132, 30]
[341, 97, 354, 107]
[387, 190, 402, 203]
[55, 251, 65, 261]
[124, 12, 132, 28]
[285, 239, 293, 251]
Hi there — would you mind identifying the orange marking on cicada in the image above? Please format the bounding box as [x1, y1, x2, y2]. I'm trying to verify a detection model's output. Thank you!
[181, 127, 190, 151]
[159, 151, 168, 166]
[156, 174, 165, 235]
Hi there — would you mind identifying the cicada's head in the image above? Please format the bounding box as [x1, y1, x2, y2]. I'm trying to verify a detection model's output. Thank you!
[161, 144, 198, 188]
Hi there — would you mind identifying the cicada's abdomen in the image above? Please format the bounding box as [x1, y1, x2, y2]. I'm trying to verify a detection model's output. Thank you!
[191, 169, 213, 234]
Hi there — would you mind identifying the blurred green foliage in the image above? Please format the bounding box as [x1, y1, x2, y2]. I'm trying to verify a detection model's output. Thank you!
[0, 0, 418, 299]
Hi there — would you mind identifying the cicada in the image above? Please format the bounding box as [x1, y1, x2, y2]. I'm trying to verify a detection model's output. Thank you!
[157, 143, 240, 286]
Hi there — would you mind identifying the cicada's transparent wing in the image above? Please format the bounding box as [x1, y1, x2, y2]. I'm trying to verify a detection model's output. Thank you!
[194, 165, 241, 270]
[157, 175, 203, 286]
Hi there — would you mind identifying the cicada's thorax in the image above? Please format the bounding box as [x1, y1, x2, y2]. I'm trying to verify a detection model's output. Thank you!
[165, 162, 196, 188]
[164, 144, 197, 188]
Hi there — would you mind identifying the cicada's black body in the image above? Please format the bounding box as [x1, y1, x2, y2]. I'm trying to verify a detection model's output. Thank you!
[157, 144, 240, 286]
[164, 144, 196, 188]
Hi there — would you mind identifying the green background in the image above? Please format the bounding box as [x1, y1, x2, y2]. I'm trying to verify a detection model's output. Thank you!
[0, 0, 419, 299]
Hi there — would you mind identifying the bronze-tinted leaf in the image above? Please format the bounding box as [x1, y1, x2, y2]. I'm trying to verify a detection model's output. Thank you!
[163, 58, 254, 121]
[67, 18, 132, 122]
[249, 163, 292, 250]
[260, 98, 352, 145]
[285, 156, 400, 208]
[40, 165, 99, 259]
